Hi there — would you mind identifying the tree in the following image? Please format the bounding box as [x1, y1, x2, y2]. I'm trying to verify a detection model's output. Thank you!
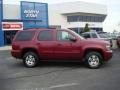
[83, 23, 90, 33]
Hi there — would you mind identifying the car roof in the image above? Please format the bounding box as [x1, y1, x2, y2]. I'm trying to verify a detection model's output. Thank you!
[17, 29, 53, 33]
[25, 28, 53, 31]
[18, 28, 72, 32]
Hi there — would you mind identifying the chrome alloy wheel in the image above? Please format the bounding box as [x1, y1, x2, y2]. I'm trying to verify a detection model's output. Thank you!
[88, 55, 100, 68]
[25, 55, 36, 67]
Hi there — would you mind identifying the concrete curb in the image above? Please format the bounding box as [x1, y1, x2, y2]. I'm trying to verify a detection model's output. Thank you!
[0, 46, 12, 51]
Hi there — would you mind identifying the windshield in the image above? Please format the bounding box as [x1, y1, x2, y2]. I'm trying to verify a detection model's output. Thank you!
[99, 33, 109, 38]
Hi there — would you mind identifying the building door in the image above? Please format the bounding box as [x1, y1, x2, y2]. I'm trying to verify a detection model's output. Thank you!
[4, 31, 18, 45]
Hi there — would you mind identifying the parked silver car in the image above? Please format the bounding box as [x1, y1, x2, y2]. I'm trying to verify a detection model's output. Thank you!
[81, 31, 113, 47]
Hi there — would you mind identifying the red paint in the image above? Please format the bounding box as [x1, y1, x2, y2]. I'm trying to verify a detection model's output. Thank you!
[3, 24, 22, 29]
[2, 22, 23, 31]
[11, 29, 112, 61]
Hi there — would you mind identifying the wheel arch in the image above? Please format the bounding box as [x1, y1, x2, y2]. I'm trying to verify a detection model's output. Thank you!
[83, 48, 104, 61]
[21, 48, 39, 58]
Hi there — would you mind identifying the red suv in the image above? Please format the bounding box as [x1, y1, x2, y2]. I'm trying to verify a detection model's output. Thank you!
[11, 29, 112, 69]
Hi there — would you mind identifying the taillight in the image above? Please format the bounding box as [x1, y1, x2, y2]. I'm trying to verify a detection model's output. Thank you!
[12, 43, 20, 50]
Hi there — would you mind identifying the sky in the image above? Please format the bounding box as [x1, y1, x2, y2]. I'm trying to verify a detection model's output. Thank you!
[3, 0, 120, 32]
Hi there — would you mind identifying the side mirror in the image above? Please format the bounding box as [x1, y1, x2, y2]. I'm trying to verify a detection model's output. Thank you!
[69, 37, 77, 42]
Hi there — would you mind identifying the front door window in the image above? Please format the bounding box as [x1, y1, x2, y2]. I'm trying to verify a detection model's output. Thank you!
[57, 31, 69, 41]
[57, 31, 75, 41]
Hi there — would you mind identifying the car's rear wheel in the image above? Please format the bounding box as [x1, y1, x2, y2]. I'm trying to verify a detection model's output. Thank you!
[85, 51, 103, 69]
[23, 52, 39, 68]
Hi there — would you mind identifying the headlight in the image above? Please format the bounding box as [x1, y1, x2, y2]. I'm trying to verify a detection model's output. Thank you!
[106, 44, 111, 51]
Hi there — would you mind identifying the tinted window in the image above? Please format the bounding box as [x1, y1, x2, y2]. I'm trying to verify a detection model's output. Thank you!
[38, 31, 52, 41]
[67, 15, 105, 22]
[16, 31, 35, 41]
[67, 16, 79, 22]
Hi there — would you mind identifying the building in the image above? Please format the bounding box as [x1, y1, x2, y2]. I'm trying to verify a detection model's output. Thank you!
[0, 1, 107, 46]
[0, 1, 48, 46]
[49, 1, 107, 33]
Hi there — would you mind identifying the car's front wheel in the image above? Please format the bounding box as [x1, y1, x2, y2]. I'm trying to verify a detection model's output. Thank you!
[23, 52, 39, 68]
[85, 51, 103, 69]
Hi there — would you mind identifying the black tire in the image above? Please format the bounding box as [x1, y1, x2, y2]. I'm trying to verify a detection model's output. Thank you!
[117, 41, 120, 48]
[118, 45, 120, 48]
[23, 52, 39, 68]
[110, 40, 113, 48]
[85, 51, 103, 69]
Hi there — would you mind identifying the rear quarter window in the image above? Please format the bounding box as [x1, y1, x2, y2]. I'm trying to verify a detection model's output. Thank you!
[15, 31, 35, 41]
[38, 30, 52, 41]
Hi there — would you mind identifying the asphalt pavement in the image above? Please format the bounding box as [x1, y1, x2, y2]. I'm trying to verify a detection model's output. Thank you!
[0, 49, 120, 90]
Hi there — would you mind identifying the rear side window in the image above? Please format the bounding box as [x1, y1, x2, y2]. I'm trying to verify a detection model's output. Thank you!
[38, 31, 52, 41]
[15, 31, 35, 41]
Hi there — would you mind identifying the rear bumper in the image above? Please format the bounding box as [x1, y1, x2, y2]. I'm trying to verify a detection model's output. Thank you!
[11, 50, 22, 59]
[104, 50, 113, 61]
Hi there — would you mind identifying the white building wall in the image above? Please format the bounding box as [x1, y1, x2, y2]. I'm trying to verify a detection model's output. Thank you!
[3, 1, 107, 15]
[48, 9, 104, 29]
[49, 1, 107, 15]
[48, 10, 65, 26]
[49, 1, 107, 29]
[3, 4, 20, 19]
[63, 22, 103, 29]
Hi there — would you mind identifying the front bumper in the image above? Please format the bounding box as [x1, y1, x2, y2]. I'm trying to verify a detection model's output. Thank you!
[104, 50, 113, 61]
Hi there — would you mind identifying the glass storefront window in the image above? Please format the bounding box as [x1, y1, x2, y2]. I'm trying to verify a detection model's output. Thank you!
[67, 15, 105, 22]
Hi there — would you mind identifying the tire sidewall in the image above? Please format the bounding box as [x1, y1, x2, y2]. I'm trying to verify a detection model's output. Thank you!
[85, 52, 103, 69]
[23, 52, 39, 68]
